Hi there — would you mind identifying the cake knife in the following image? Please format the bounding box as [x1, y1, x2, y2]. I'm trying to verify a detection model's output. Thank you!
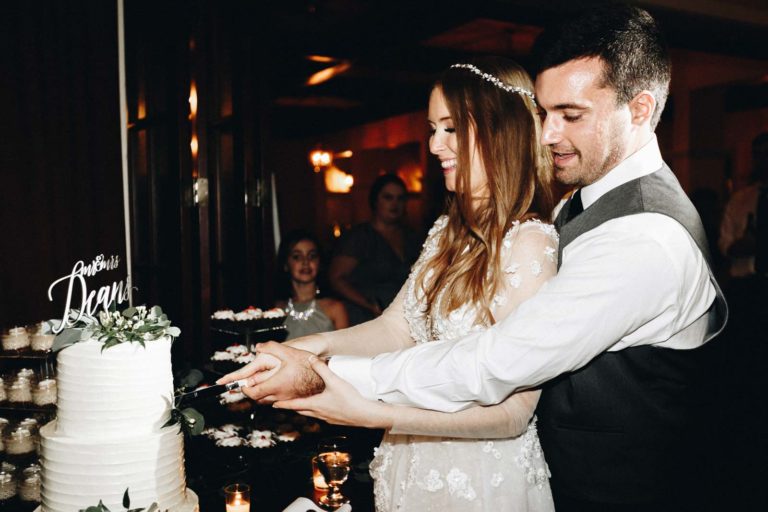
[175, 378, 249, 402]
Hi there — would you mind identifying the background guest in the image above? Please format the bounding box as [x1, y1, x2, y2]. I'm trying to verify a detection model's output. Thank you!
[276, 229, 348, 340]
[329, 173, 421, 325]
[719, 131, 768, 278]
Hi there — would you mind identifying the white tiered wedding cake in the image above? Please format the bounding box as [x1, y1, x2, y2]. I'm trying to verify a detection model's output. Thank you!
[39, 336, 199, 511]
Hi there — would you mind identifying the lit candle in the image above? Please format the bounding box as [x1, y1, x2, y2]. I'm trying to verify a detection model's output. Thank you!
[224, 484, 251, 512]
[226, 492, 249, 512]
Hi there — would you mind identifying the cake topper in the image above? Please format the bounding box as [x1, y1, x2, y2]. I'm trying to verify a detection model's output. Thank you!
[47, 254, 130, 334]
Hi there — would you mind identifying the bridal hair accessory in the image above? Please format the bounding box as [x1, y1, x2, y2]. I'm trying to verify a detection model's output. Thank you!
[449, 63, 536, 105]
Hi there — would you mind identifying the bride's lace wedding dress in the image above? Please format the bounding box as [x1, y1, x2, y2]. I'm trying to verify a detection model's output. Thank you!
[369, 216, 558, 512]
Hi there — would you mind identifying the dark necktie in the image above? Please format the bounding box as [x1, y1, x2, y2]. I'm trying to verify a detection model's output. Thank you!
[755, 186, 768, 275]
[565, 189, 584, 224]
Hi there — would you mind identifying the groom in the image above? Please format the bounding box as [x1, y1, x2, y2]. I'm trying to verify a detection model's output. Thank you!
[226, 5, 727, 511]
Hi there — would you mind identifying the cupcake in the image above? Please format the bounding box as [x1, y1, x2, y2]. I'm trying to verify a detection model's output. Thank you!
[210, 350, 237, 375]
[0, 471, 16, 507]
[32, 379, 57, 409]
[30, 323, 55, 353]
[1, 327, 29, 352]
[5, 427, 35, 465]
[8, 379, 33, 407]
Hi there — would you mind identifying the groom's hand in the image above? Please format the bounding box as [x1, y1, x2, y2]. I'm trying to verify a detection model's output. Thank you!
[240, 341, 325, 404]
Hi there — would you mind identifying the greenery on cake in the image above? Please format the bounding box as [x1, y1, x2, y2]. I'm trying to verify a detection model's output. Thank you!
[50, 305, 181, 352]
[79, 488, 165, 512]
[166, 406, 205, 436]
[164, 368, 206, 436]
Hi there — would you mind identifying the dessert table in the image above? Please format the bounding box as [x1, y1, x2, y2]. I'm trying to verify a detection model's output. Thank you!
[186, 356, 379, 512]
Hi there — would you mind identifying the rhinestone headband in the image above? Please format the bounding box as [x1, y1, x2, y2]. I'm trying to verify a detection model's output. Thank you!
[449, 63, 536, 106]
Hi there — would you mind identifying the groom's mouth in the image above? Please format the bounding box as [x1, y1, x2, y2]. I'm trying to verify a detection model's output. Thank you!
[552, 150, 577, 167]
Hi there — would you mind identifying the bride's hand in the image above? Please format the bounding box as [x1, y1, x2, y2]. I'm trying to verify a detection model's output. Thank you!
[274, 356, 394, 429]
[216, 351, 282, 387]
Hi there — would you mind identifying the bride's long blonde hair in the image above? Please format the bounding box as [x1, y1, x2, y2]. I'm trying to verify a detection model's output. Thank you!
[416, 57, 555, 327]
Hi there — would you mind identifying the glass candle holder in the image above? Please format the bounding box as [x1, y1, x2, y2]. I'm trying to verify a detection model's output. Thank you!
[224, 483, 250, 512]
[311, 455, 329, 490]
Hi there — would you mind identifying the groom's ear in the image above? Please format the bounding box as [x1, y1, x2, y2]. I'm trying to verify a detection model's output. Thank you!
[628, 91, 656, 127]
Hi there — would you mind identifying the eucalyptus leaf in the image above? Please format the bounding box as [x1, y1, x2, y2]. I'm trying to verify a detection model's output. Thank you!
[166, 327, 181, 337]
[180, 407, 205, 436]
[52, 328, 83, 352]
[179, 369, 204, 389]
[44, 319, 61, 334]
[123, 307, 137, 318]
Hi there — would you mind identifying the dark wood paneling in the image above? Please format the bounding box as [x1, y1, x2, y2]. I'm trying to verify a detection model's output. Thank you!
[0, 1, 124, 327]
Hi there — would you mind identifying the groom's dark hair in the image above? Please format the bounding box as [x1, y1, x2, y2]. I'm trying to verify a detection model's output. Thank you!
[531, 3, 671, 129]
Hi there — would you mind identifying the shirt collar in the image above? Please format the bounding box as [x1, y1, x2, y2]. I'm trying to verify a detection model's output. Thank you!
[580, 135, 664, 209]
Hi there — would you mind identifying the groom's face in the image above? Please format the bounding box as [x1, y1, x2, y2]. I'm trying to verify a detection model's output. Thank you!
[535, 57, 632, 187]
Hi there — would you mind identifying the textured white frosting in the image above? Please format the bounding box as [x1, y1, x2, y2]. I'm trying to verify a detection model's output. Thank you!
[39, 337, 198, 512]
[55, 338, 174, 438]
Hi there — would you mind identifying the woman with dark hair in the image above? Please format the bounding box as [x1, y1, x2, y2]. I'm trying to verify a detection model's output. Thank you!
[275, 229, 348, 340]
[329, 173, 421, 325]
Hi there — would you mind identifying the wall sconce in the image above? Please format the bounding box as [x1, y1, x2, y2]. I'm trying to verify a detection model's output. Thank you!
[309, 149, 333, 172]
[309, 148, 353, 172]
[324, 165, 354, 193]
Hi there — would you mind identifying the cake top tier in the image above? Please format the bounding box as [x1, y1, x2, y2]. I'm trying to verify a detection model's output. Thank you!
[55, 337, 174, 439]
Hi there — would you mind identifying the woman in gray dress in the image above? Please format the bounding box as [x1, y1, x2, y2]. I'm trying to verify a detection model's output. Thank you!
[276, 229, 348, 340]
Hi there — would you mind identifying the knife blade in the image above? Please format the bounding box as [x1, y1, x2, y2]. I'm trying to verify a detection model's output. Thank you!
[175, 378, 249, 402]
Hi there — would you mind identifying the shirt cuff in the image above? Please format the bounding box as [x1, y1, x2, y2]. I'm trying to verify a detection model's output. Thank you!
[327, 355, 378, 401]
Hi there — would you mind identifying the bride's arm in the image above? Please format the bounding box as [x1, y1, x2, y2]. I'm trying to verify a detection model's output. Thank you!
[374, 223, 558, 438]
[286, 279, 413, 358]
[286, 217, 446, 358]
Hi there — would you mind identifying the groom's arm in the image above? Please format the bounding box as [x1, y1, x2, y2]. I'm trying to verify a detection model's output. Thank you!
[330, 215, 716, 412]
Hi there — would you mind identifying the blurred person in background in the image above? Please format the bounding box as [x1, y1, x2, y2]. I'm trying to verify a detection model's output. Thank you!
[719, 131, 768, 278]
[276, 229, 348, 340]
[329, 173, 421, 325]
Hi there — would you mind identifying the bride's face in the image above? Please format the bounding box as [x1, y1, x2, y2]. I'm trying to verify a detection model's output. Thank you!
[428, 87, 488, 196]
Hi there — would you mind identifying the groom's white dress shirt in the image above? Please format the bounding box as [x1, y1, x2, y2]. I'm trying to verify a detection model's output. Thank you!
[329, 136, 717, 412]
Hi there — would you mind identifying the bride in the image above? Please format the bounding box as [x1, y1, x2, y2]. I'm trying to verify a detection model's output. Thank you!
[227, 57, 558, 511]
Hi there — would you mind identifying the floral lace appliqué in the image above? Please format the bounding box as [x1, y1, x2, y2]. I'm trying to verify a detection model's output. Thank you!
[446, 468, 477, 501]
[376, 217, 556, 511]
[514, 418, 552, 490]
[416, 469, 445, 492]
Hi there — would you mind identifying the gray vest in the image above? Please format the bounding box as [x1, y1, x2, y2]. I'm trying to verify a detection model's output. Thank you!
[537, 165, 728, 503]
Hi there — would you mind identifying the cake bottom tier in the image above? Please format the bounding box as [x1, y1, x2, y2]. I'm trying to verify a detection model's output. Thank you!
[39, 421, 199, 512]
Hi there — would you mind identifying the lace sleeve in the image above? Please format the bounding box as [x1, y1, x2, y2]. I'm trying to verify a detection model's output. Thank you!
[313, 285, 415, 357]
[290, 217, 450, 358]
[388, 220, 558, 438]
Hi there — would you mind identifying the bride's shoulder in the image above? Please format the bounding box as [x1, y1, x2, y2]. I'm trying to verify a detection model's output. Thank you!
[512, 218, 558, 241]
[426, 215, 450, 239]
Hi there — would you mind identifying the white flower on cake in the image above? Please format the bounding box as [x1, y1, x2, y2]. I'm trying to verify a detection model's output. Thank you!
[48, 305, 180, 353]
